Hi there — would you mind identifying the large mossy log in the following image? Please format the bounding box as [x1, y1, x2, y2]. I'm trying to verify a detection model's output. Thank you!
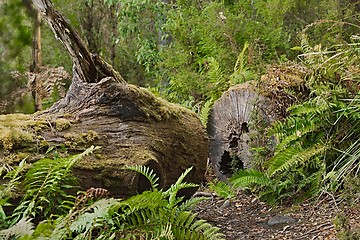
[0, 0, 208, 198]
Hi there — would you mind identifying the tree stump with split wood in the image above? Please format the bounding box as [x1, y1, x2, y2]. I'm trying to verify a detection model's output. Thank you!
[207, 82, 279, 180]
[207, 65, 307, 180]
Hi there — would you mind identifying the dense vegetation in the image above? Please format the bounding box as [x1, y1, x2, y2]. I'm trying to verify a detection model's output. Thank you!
[0, 0, 359, 239]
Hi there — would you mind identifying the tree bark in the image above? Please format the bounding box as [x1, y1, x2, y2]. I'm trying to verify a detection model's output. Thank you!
[31, 11, 43, 111]
[0, 0, 208, 198]
[207, 82, 279, 180]
[207, 65, 307, 180]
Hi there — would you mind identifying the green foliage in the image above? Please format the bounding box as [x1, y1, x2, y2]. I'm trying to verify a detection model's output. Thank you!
[0, 147, 98, 238]
[0, 217, 34, 240]
[40, 166, 223, 239]
[230, 43, 257, 85]
[208, 180, 236, 200]
[1, 158, 223, 239]
[198, 98, 214, 127]
[0, 159, 29, 229]
[334, 213, 360, 239]
[228, 27, 360, 204]
[12, 146, 99, 222]
[230, 169, 271, 190]
[123, 165, 160, 190]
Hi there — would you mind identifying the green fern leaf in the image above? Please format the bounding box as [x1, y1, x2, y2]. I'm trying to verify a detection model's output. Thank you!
[230, 169, 270, 189]
[234, 42, 249, 74]
[268, 144, 326, 177]
[198, 99, 214, 127]
[177, 196, 209, 213]
[0, 218, 34, 239]
[124, 165, 160, 190]
[14, 146, 98, 220]
[208, 180, 236, 199]
[164, 167, 198, 207]
[70, 198, 118, 233]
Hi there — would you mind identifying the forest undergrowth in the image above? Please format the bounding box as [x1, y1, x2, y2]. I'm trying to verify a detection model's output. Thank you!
[0, 0, 359, 239]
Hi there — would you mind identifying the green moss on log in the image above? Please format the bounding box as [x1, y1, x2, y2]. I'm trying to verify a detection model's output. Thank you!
[0, 114, 48, 150]
[55, 118, 72, 131]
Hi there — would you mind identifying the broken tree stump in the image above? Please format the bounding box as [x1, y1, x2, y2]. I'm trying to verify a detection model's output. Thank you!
[207, 82, 278, 180]
[0, 0, 208, 198]
[207, 66, 307, 180]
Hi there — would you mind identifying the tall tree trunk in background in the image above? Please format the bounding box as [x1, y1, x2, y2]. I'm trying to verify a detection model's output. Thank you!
[109, 3, 117, 67]
[31, 10, 42, 111]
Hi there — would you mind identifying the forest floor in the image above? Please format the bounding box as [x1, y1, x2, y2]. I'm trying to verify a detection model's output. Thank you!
[193, 189, 360, 239]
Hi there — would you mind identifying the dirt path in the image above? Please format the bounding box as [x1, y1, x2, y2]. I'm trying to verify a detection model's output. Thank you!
[194, 191, 360, 239]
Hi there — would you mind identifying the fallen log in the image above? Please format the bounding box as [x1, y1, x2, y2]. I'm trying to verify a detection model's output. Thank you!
[0, 0, 208, 198]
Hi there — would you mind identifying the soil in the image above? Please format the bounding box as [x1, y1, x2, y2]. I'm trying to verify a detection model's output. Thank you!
[193, 190, 360, 239]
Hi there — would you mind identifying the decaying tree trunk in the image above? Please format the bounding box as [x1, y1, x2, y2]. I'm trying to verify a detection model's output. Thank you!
[207, 83, 278, 180]
[207, 66, 307, 180]
[0, 0, 208, 198]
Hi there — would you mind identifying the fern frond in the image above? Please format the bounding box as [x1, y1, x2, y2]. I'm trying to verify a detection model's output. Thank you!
[157, 223, 174, 240]
[0, 218, 34, 239]
[234, 42, 249, 74]
[70, 198, 118, 234]
[270, 98, 330, 151]
[268, 144, 326, 177]
[114, 191, 166, 217]
[230, 169, 270, 189]
[273, 118, 322, 152]
[198, 98, 214, 127]
[0, 158, 28, 202]
[230, 42, 257, 85]
[208, 180, 236, 199]
[172, 211, 225, 240]
[298, 33, 317, 65]
[13, 146, 98, 220]
[207, 57, 224, 85]
[177, 196, 209, 213]
[163, 167, 198, 207]
[123, 165, 160, 190]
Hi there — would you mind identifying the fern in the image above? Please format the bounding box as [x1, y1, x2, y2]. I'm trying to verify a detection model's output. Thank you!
[0, 218, 34, 240]
[31, 165, 224, 240]
[171, 210, 224, 240]
[268, 144, 326, 177]
[208, 180, 236, 199]
[12, 146, 99, 221]
[206, 57, 228, 100]
[207, 57, 224, 85]
[230, 42, 256, 85]
[123, 165, 160, 190]
[107, 166, 223, 239]
[4, 159, 222, 239]
[163, 167, 198, 208]
[198, 98, 214, 127]
[234, 42, 249, 75]
[0, 159, 29, 230]
[70, 198, 118, 234]
[230, 169, 271, 189]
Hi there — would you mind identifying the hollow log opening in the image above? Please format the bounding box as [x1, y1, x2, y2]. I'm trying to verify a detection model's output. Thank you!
[219, 150, 244, 177]
[137, 160, 164, 194]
